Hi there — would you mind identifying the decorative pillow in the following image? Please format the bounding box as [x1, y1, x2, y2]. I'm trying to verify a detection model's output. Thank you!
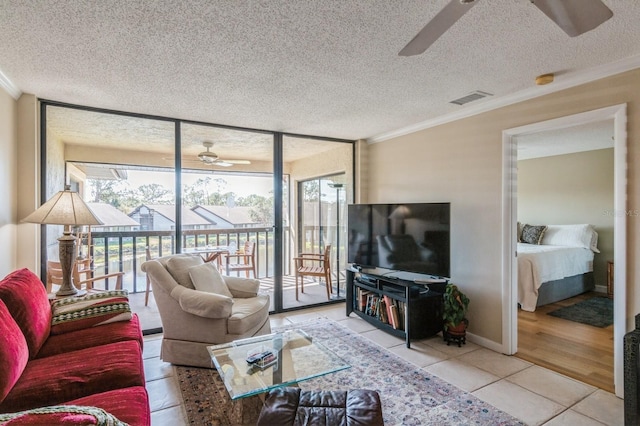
[166, 255, 204, 289]
[0, 268, 52, 358]
[188, 263, 233, 298]
[521, 224, 547, 245]
[517, 221, 523, 242]
[50, 290, 132, 335]
[0, 301, 29, 403]
[541, 224, 600, 252]
[0, 405, 127, 425]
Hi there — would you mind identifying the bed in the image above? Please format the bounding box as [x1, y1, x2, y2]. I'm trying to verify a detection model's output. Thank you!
[517, 224, 598, 312]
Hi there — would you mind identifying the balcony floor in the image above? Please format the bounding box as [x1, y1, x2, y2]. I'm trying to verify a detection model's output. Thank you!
[130, 274, 346, 332]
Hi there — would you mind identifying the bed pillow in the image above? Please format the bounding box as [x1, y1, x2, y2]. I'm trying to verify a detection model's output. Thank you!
[521, 224, 547, 245]
[188, 263, 233, 298]
[541, 224, 600, 252]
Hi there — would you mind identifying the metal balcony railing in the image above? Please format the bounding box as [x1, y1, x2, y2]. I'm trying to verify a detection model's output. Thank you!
[86, 227, 282, 293]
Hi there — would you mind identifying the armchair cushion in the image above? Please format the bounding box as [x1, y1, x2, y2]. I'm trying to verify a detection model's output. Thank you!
[228, 296, 270, 335]
[170, 285, 233, 319]
[188, 263, 233, 298]
[166, 255, 203, 289]
[224, 276, 260, 298]
[0, 269, 51, 358]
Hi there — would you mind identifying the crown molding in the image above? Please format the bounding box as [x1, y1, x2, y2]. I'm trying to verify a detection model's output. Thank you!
[0, 68, 21, 100]
[368, 54, 640, 144]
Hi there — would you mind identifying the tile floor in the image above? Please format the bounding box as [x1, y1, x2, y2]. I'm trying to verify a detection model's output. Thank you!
[144, 303, 624, 426]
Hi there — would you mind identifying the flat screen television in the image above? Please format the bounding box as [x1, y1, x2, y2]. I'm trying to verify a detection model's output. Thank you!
[347, 203, 450, 278]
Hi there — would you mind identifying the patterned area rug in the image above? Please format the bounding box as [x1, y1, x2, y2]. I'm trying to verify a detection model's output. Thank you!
[176, 318, 524, 425]
[547, 296, 613, 327]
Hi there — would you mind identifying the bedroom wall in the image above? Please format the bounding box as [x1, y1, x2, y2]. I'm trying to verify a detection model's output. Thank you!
[0, 86, 17, 278]
[518, 148, 614, 288]
[365, 68, 640, 346]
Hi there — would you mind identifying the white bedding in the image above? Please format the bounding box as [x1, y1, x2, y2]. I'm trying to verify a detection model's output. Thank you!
[517, 243, 594, 312]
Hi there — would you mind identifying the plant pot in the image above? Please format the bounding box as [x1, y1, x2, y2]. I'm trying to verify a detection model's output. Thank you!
[443, 321, 467, 347]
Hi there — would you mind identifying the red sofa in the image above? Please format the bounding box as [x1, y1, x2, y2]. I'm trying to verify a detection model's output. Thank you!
[0, 268, 150, 425]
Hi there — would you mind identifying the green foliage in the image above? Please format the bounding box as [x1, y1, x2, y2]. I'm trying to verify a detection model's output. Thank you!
[442, 284, 470, 330]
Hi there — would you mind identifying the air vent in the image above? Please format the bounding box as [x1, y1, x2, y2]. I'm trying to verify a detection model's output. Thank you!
[449, 90, 493, 106]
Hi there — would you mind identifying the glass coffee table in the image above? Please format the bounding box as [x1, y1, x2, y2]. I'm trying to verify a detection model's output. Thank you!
[207, 329, 350, 400]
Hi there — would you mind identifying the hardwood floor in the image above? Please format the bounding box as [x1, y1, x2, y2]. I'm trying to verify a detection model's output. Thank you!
[515, 292, 614, 393]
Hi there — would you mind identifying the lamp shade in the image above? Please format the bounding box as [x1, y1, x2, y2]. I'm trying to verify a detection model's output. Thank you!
[22, 185, 103, 226]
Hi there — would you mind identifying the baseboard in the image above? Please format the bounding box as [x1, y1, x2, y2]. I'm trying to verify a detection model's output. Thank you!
[594, 284, 607, 294]
[465, 331, 504, 354]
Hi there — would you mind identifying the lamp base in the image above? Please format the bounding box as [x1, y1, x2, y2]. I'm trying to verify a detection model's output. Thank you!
[55, 232, 79, 297]
[54, 288, 87, 298]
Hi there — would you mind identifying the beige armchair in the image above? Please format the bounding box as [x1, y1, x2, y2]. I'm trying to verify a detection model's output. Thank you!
[142, 253, 271, 368]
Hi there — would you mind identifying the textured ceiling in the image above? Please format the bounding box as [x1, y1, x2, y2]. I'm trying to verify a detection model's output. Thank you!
[1, 0, 640, 141]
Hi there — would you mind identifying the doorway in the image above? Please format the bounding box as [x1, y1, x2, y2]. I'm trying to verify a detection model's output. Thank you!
[501, 104, 627, 397]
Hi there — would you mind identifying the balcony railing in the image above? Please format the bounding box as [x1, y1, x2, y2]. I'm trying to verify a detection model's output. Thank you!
[86, 227, 284, 293]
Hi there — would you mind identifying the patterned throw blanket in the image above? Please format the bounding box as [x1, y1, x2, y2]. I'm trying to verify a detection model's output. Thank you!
[50, 290, 132, 334]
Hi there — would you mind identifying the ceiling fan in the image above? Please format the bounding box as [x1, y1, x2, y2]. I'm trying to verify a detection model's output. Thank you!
[194, 141, 251, 167]
[399, 0, 614, 56]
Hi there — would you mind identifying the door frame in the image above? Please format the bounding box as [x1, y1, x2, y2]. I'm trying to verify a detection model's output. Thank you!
[501, 104, 627, 397]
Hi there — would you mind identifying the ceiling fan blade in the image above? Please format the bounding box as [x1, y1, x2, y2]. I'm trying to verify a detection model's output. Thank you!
[222, 159, 251, 165]
[214, 161, 234, 167]
[399, 0, 477, 57]
[531, 0, 613, 37]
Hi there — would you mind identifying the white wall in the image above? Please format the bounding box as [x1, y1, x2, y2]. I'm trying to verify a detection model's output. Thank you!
[365, 68, 640, 345]
[0, 87, 17, 277]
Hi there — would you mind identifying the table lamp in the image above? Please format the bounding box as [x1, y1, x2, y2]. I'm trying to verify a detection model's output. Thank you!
[23, 185, 103, 296]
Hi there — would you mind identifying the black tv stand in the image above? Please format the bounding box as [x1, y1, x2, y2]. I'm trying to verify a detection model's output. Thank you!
[346, 266, 446, 348]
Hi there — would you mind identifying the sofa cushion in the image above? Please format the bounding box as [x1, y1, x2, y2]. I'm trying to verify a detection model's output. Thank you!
[50, 290, 132, 335]
[0, 404, 127, 425]
[0, 340, 145, 412]
[65, 386, 150, 426]
[188, 262, 233, 297]
[166, 255, 203, 289]
[228, 295, 270, 335]
[0, 268, 51, 358]
[37, 314, 143, 358]
[0, 301, 29, 404]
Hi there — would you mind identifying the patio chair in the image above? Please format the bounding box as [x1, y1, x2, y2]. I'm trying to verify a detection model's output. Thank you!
[224, 240, 257, 278]
[46, 260, 124, 293]
[294, 245, 332, 301]
[142, 253, 271, 367]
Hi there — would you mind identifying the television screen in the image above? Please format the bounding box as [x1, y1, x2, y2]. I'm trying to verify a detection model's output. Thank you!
[347, 203, 450, 278]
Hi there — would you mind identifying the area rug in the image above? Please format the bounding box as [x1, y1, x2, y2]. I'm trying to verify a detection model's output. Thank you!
[176, 317, 524, 425]
[547, 296, 613, 327]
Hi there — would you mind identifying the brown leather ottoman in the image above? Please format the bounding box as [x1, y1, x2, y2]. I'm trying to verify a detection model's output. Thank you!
[257, 387, 383, 426]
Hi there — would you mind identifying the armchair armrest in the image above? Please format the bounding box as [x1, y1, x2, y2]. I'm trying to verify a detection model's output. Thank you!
[224, 276, 260, 298]
[170, 285, 233, 319]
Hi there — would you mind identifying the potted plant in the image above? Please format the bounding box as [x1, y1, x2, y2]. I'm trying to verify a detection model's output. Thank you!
[442, 283, 470, 346]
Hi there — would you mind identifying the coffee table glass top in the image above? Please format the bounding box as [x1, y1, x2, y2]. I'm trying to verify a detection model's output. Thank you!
[207, 329, 350, 400]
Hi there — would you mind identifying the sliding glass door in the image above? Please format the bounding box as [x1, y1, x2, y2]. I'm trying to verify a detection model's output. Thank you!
[282, 136, 352, 310]
[43, 102, 354, 332]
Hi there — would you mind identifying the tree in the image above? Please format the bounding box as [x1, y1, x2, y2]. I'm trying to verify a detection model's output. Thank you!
[183, 177, 228, 207]
[303, 180, 320, 202]
[89, 180, 122, 207]
[136, 184, 172, 204]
